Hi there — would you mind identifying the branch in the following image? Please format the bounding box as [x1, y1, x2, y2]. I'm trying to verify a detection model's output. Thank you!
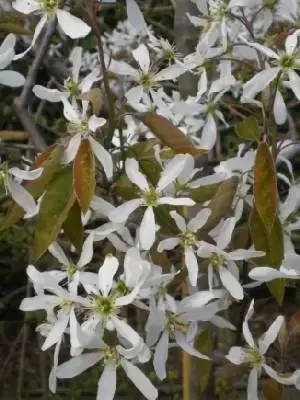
[14, 19, 58, 150]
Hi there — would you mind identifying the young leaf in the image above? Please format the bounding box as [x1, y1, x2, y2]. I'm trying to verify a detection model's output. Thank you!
[62, 200, 84, 253]
[235, 116, 260, 141]
[73, 139, 95, 213]
[136, 112, 206, 155]
[254, 141, 278, 232]
[33, 168, 75, 260]
[268, 279, 286, 306]
[0, 145, 64, 230]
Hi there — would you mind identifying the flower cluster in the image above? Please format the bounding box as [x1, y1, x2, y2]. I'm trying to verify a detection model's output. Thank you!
[3, 0, 300, 399]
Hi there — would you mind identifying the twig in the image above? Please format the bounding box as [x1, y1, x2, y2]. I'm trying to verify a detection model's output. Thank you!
[84, 0, 116, 149]
[14, 20, 58, 150]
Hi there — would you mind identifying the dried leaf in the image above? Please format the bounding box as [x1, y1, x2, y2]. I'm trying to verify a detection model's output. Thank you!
[235, 116, 260, 141]
[77, 88, 102, 115]
[33, 168, 75, 260]
[73, 139, 95, 213]
[62, 200, 84, 253]
[263, 379, 283, 400]
[136, 112, 206, 155]
[254, 141, 278, 232]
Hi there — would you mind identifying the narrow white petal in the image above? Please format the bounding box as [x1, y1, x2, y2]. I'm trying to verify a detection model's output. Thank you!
[226, 346, 246, 365]
[63, 133, 82, 164]
[33, 85, 66, 102]
[227, 249, 265, 261]
[8, 178, 37, 215]
[219, 266, 244, 300]
[169, 210, 186, 231]
[70, 46, 82, 82]
[0, 71, 24, 87]
[98, 255, 119, 296]
[90, 196, 115, 216]
[288, 69, 300, 100]
[157, 238, 180, 252]
[122, 359, 158, 400]
[88, 115, 106, 132]
[125, 158, 149, 191]
[48, 242, 69, 266]
[158, 197, 195, 206]
[249, 267, 287, 282]
[185, 246, 199, 286]
[19, 295, 57, 311]
[243, 300, 255, 348]
[132, 44, 150, 72]
[97, 362, 117, 400]
[199, 115, 217, 150]
[157, 155, 187, 191]
[179, 291, 215, 310]
[217, 217, 236, 250]
[247, 368, 259, 400]
[109, 199, 141, 223]
[258, 315, 284, 354]
[111, 315, 141, 345]
[154, 64, 185, 81]
[9, 167, 43, 181]
[139, 207, 156, 250]
[126, 85, 144, 104]
[175, 331, 209, 359]
[273, 90, 287, 125]
[88, 136, 113, 179]
[188, 208, 211, 231]
[153, 331, 169, 381]
[42, 313, 69, 350]
[56, 10, 91, 39]
[242, 68, 280, 101]
[56, 352, 102, 378]
[12, 0, 39, 14]
[126, 0, 147, 32]
[77, 233, 94, 269]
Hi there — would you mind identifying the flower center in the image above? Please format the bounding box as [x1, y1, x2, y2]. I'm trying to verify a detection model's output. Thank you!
[244, 347, 265, 367]
[67, 120, 89, 136]
[114, 280, 130, 297]
[211, 2, 228, 19]
[167, 314, 188, 334]
[92, 295, 116, 318]
[277, 54, 297, 70]
[210, 253, 225, 269]
[39, 0, 58, 14]
[180, 230, 197, 247]
[64, 77, 81, 97]
[58, 299, 73, 310]
[141, 187, 160, 207]
[139, 72, 154, 89]
[103, 347, 118, 363]
[206, 102, 216, 115]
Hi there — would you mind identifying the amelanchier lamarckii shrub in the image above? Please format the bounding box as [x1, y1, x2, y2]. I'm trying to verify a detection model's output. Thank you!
[3, 0, 300, 398]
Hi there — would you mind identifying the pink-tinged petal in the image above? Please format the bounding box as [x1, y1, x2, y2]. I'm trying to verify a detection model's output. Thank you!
[56, 10, 91, 39]
[185, 246, 199, 286]
[226, 346, 246, 365]
[169, 210, 186, 231]
[98, 254, 119, 296]
[258, 315, 284, 354]
[243, 299, 255, 348]
[97, 362, 117, 400]
[132, 44, 150, 72]
[153, 331, 169, 380]
[109, 199, 141, 223]
[88, 136, 113, 179]
[139, 207, 156, 250]
[219, 266, 244, 300]
[157, 238, 180, 252]
[56, 352, 102, 378]
[125, 158, 149, 191]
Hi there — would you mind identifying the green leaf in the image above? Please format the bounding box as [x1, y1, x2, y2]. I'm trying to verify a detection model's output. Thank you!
[203, 176, 239, 232]
[136, 112, 207, 156]
[188, 182, 221, 204]
[73, 139, 95, 213]
[194, 328, 213, 391]
[33, 168, 75, 260]
[235, 116, 260, 141]
[267, 279, 286, 306]
[0, 145, 64, 230]
[254, 141, 278, 232]
[62, 200, 84, 253]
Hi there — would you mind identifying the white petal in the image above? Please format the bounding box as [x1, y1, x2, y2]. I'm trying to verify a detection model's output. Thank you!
[243, 300, 255, 348]
[217, 217, 236, 250]
[0, 70, 24, 87]
[153, 331, 169, 381]
[198, 115, 217, 150]
[88, 137, 113, 179]
[88, 115, 106, 132]
[109, 199, 141, 223]
[63, 133, 82, 164]
[70, 46, 82, 82]
[90, 195, 115, 217]
[227, 249, 265, 261]
[288, 69, 300, 100]
[285, 33, 298, 55]
[49, 340, 61, 393]
[169, 210, 186, 231]
[19, 295, 57, 311]
[97, 362, 117, 400]
[249, 267, 288, 282]
[9, 167, 43, 180]
[273, 90, 287, 125]
[157, 155, 187, 191]
[42, 313, 69, 350]
[139, 207, 156, 250]
[48, 242, 69, 266]
[56, 352, 102, 378]
[122, 359, 158, 400]
[258, 315, 284, 354]
[77, 233, 94, 269]
[126, 85, 144, 104]
[247, 368, 259, 400]
[175, 331, 209, 359]
[219, 266, 244, 300]
[33, 85, 66, 102]
[154, 64, 185, 81]
[56, 10, 91, 39]
[132, 44, 150, 73]
[8, 178, 37, 215]
[242, 68, 280, 101]
[111, 315, 140, 345]
[125, 158, 149, 191]
[98, 255, 119, 296]
[158, 197, 195, 206]
[185, 247, 199, 286]
[126, 0, 147, 32]
[12, 0, 39, 14]
[188, 208, 211, 231]
[179, 290, 215, 310]
[226, 346, 246, 365]
[62, 98, 81, 123]
[157, 237, 180, 252]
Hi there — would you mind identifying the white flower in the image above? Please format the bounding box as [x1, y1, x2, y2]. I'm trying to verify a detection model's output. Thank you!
[54, 337, 158, 400]
[158, 208, 211, 286]
[197, 218, 265, 300]
[0, 34, 24, 86]
[61, 98, 113, 179]
[109, 157, 195, 250]
[12, 0, 91, 59]
[226, 299, 285, 400]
